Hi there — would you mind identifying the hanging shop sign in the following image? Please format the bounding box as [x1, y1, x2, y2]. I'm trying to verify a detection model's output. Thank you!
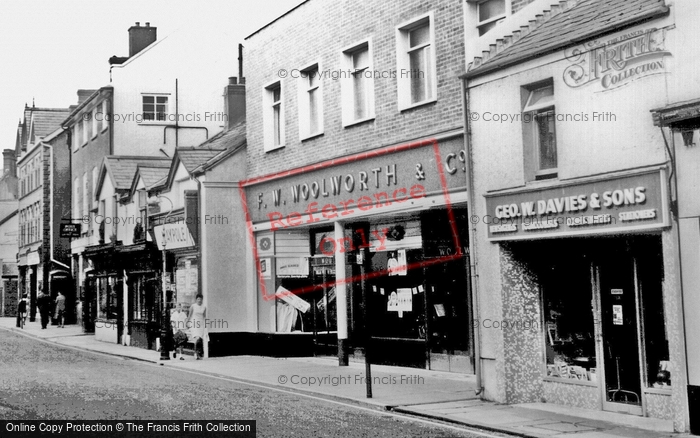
[563, 27, 671, 91]
[60, 223, 81, 238]
[484, 169, 669, 241]
[154, 224, 195, 250]
[244, 137, 467, 225]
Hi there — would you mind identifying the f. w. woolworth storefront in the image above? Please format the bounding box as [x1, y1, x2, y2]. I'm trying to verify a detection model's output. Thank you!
[242, 135, 474, 373]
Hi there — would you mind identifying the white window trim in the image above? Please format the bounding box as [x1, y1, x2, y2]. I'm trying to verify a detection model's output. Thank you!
[263, 80, 285, 152]
[341, 39, 376, 127]
[101, 99, 109, 132]
[91, 106, 99, 139]
[476, 0, 508, 34]
[396, 12, 437, 111]
[81, 118, 88, 146]
[297, 61, 324, 141]
[72, 125, 80, 152]
[522, 82, 558, 179]
[140, 93, 171, 124]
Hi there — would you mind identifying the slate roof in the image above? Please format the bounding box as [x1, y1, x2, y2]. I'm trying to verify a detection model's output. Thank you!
[29, 108, 71, 140]
[464, 0, 669, 78]
[153, 121, 246, 192]
[138, 166, 171, 189]
[102, 156, 171, 190]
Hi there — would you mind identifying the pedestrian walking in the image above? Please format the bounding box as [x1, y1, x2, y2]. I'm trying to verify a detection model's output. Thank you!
[54, 291, 66, 328]
[171, 304, 189, 360]
[37, 290, 51, 329]
[187, 294, 207, 360]
[17, 294, 28, 329]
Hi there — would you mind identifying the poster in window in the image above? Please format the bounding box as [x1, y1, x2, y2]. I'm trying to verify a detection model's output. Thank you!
[387, 250, 407, 276]
[612, 305, 623, 325]
[260, 258, 271, 279]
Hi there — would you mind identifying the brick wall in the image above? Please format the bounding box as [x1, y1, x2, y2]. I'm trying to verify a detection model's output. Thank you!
[244, 0, 465, 178]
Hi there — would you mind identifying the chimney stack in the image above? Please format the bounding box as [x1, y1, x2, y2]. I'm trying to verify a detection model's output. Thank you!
[223, 77, 246, 130]
[128, 22, 157, 57]
[3, 149, 17, 177]
[77, 89, 95, 104]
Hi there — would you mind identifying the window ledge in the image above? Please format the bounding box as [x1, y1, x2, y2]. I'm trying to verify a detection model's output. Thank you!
[301, 132, 324, 142]
[343, 116, 375, 128]
[543, 376, 598, 387]
[264, 144, 286, 153]
[137, 122, 173, 127]
[644, 387, 672, 395]
[399, 98, 437, 113]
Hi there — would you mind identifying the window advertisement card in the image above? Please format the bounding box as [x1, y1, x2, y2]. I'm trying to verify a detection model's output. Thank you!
[612, 305, 623, 325]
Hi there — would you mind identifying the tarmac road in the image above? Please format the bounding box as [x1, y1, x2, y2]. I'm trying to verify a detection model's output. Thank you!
[0, 330, 500, 438]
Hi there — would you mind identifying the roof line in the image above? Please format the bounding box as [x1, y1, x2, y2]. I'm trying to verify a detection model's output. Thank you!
[0, 209, 18, 228]
[462, 5, 669, 80]
[245, 0, 310, 40]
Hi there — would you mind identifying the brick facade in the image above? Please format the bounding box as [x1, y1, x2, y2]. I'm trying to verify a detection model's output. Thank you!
[244, 0, 465, 177]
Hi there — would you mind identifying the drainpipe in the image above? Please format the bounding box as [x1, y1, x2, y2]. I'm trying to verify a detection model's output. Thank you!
[192, 174, 205, 358]
[461, 77, 483, 395]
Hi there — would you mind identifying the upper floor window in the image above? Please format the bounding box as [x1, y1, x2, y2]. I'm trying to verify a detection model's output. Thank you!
[397, 14, 437, 110]
[142, 95, 168, 122]
[263, 81, 284, 152]
[81, 118, 88, 146]
[477, 0, 507, 36]
[92, 106, 99, 139]
[341, 41, 375, 126]
[298, 63, 323, 140]
[522, 80, 557, 180]
[101, 100, 109, 132]
[92, 167, 99, 210]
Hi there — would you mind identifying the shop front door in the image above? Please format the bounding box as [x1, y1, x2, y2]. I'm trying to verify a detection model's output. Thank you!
[596, 249, 644, 415]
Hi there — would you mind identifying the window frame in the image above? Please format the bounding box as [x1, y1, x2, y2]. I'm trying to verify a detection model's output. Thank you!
[263, 80, 285, 152]
[522, 80, 558, 181]
[396, 13, 437, 111]
[81, 118, 88, 146]
[477, 0, 508, 36]
[141, 93, 170, 123]
[101, 99, 109, 132]
[341, 39, 376, 127]
[297, 61, 324, 140]
[91, 106, 99, 139]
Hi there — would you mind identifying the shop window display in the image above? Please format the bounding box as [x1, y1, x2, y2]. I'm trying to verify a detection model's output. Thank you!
[97, 276, 120, 320]
[542, 261, 597, 382]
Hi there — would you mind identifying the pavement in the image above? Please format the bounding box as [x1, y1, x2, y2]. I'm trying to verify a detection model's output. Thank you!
[0, 317, 683, 438]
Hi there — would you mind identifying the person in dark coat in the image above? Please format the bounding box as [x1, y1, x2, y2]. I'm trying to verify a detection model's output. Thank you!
[17, 294, 28, 329]
[37, 291, 51, 329]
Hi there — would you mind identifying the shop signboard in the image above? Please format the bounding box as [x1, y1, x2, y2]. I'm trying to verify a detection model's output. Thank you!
[154, 224, 195, 250]
[243, 137, 468, 226]
[484, 169, 669, 241]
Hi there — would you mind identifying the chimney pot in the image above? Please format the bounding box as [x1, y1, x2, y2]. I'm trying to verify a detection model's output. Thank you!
[135, 22, 140, 26]
[229, 76, 238, 85]
[145, 22, 150, 27]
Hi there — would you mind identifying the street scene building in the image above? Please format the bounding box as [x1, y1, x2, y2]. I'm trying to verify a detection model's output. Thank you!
[2, 0, 700, 436]
[464, 0, 698, 431]
[242, 0, 473, 371]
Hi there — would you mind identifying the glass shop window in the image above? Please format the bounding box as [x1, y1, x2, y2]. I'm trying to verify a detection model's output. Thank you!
[636, 237, 671, 388]
[97, 276, 119, 320]
[542, 262, 597, 382]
